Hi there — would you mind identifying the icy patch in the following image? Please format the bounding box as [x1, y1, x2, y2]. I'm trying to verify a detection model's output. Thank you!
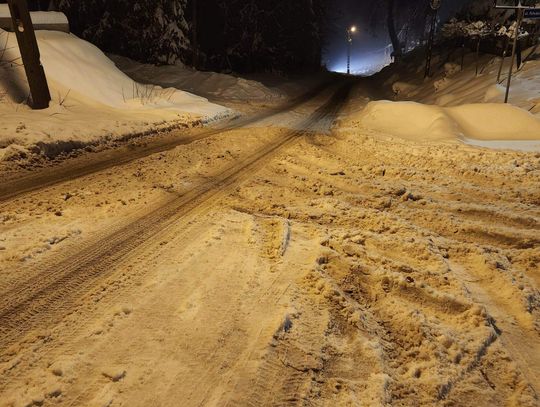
[462, 138, 540, 152]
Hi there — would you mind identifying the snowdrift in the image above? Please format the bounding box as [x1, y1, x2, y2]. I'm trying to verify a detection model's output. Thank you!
[110, 55, 284, 102]
[0, 28, 229, 159]
[355, 100, 540, 142]
[33, 30, 226, 115]
[377, 45, 540, 116]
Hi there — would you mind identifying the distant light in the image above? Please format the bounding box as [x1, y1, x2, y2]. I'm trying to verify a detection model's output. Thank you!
[350, 26, 357, 33]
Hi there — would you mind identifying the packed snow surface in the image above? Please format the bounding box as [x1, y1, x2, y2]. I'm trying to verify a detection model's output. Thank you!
[1, 97, 539, 404]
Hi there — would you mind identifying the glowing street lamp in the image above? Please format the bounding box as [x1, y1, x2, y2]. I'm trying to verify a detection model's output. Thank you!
[347, 25, 357, 74]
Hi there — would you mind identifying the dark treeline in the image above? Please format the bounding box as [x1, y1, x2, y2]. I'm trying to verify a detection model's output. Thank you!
[194, 0, 327, 73]
[38, 0, 328, 73]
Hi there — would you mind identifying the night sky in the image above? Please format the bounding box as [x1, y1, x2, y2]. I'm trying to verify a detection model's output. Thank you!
[323, 0, 472, 75]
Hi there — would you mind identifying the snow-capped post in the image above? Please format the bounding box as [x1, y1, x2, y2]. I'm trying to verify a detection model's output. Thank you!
[424, 0, 442, 78]
[6, 0, 51, 109]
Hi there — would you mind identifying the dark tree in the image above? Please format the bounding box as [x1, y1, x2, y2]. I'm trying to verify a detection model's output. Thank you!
[48, 0, 327, 73]
[51, 0, 190, 65]
[195, 0, 328, 73]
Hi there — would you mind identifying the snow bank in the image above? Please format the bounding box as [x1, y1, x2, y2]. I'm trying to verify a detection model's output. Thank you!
[0, 29, 230, 156]
[34, 31, 225, 115]
[357, 101, 459, 141]
[382, 47, 540, 115]
[110, 55, 284, 102]
[355, 100, 540, 142]
[446, 103, 540, 140]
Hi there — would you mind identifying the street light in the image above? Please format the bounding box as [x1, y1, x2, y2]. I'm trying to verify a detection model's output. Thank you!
[347, 25, 357, 74]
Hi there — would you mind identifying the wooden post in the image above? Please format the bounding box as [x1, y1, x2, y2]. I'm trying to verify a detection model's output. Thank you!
[7, 0, 51, 109]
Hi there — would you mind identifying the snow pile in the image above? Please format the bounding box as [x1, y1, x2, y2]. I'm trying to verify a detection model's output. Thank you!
[379, 45, 540, 115]
[355, 101, 459, 141]
[354, 100, 540, 142]
[110, 55, 285, 102]
[369, 42, 540, 150]
[32, 31, 225, 114]
[446, 103, 540, 140]
[0, 29, 229, 157]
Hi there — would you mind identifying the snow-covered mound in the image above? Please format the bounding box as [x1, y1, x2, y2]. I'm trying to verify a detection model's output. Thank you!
[0, 28, 229, 158]
[446, 103, 540, 140]
[110, 55, 285, 102]
[378, 46, 540, 116]
[34, 31, 226, 115]
[354, 100, 540, 142]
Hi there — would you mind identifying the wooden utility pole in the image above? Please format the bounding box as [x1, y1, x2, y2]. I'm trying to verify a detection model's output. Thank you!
[7, 0, 51, 109]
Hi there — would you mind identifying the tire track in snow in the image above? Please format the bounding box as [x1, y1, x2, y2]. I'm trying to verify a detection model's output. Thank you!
[0, 82, 352, 359]
[0, 80, 335, 204]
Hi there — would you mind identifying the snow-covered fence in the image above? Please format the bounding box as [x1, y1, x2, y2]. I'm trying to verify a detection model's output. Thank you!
[0, 4, 69, 33]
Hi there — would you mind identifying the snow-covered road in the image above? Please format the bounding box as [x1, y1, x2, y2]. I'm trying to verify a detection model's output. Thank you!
[0, 76, 539, 406]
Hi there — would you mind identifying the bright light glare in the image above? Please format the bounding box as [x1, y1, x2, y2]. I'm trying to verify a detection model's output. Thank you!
[328, 44, 394, 76]
[350, 26, 357, 33]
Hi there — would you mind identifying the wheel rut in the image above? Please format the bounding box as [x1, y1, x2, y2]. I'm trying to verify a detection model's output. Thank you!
[0, 81, 334, 204]
[0, 83, 352, 357]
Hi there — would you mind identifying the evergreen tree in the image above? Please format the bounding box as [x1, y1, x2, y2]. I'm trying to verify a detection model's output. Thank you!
[52, 0, 190, 65]
[51, 0, 327, 72]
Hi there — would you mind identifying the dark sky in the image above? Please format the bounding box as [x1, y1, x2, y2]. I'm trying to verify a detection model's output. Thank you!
[323, 0, 472, 75]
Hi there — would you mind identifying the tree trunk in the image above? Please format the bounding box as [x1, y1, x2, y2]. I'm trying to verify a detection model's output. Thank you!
[475, 37, 481, 76]
[191, 0, 198, 68]
[497, 37, 509, 83]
